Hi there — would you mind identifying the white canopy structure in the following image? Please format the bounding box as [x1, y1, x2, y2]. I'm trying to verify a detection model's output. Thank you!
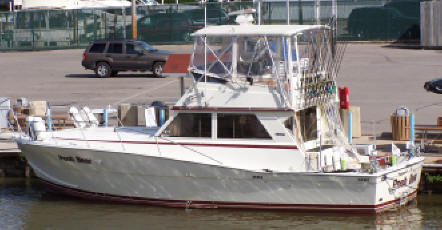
[191, 24, 330, 37]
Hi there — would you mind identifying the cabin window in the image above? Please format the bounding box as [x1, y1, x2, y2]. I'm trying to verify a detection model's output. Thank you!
[284, 116, 294, 134]
[237, 37, 274, 77]
[163, 113, 211, 137]
[298, 107, 317, 141]
[217, 114, 271, 139]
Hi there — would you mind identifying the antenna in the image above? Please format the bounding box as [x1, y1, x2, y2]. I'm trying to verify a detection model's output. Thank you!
[204, 0, 207, 105]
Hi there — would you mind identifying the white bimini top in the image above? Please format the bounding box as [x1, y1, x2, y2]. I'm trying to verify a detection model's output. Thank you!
[191, 24, 330, 37]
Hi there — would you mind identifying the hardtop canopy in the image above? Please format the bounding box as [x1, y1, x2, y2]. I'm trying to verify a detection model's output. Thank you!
[191, 24, 330, 37]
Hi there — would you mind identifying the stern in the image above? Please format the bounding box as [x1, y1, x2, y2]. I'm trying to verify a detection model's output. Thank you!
[374, 157, 424, 212]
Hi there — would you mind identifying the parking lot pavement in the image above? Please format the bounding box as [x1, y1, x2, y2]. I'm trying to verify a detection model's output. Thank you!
[0, 43, 441, 135]
[0, 45, 194, 108]
[338, 44, 442, 134]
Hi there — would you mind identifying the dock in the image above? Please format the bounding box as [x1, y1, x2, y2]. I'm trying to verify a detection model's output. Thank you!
[0, 139, 20, 155]
[0, 139, 27, 177]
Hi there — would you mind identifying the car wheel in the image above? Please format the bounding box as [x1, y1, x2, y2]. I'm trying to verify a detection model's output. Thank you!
[95, 62, 111, 78]
[152, 62, 165, 78]
[110, 71, 119, 77]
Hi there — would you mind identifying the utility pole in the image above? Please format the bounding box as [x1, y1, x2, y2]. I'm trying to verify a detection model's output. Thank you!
[286, 0, 290, 25]
[131, 0, 137, 40]
[315, 0, 320, 25]
[332, 0, 337, 38]
[298, 0, 303, 24]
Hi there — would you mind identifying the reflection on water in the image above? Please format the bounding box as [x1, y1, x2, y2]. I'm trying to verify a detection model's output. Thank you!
[374, 206, 422, 229]
[0, 178, 43, 230]
[1, 178, 441, 230]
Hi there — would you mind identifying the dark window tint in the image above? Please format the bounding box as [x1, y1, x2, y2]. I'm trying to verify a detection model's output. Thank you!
[126, 43, 136, 54]
[163, 113, 211, 137]
[126, 43, 144, 54]
[217, 114, 271, 139]
[298, 107, 317, 141]
[284, 116, 293, 133]
[108, 43, 123, 54]
[89, 43, 106, 53]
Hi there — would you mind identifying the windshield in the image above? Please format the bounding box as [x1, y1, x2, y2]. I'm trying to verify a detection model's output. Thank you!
[135, 41, 155, 51]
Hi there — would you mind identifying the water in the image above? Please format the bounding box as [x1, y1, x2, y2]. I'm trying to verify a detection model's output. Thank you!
[1, 178, 441, 230]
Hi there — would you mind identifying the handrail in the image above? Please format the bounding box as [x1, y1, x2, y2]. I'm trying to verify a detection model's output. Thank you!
[79, 128, 90, 148]
[159, 136, 223, 165]
[115, 128, 126, 152]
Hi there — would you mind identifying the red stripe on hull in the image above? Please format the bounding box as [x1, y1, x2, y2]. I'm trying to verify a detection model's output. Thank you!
[38, 179, 417, 214]
[171, 106, 294, 112]
[54, 138, 298, 150]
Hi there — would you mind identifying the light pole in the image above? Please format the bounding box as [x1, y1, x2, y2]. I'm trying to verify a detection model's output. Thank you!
[131, 0, 137, 40]
[315, 0, 320, 25]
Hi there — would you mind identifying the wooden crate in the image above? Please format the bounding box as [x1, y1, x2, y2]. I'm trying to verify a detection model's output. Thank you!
[8, 114, 74, 131]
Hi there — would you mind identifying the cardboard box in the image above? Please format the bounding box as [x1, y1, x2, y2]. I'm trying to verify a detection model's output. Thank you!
[29, 101, 47, 117]
[118, 104, 138, 126]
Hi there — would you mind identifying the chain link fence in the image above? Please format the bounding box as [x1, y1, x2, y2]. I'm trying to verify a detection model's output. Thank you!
[0, 0, 422, 50]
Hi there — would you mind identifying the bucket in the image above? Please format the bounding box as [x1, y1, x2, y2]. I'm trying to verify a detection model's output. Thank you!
[392, 155, 397, 166]
[394, 106, 409, 116]
[26, 116, 46, 140]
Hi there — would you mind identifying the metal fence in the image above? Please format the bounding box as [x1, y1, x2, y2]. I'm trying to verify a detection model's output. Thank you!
[421, 1, 441, 48]
[0, 0, 422, 50]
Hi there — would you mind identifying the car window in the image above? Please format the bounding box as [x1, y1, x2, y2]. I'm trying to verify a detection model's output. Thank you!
[208, 10, 222, 17]
[108, 43, 122, 54]
[140, 17, 152, 25]
[126, 43, 144, 54]
[89, 43, 106, 53]
[135, 41, 154, 51]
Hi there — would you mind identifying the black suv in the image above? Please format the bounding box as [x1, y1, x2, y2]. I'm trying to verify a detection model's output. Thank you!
[424, 78, 442, 94]
[82, 40, 170, 78]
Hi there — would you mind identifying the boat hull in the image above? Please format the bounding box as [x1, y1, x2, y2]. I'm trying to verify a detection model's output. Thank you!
[20, 143, 423, 214]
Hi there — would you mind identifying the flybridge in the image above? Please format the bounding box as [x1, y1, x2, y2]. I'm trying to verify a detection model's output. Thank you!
[188, 24, 345, 111]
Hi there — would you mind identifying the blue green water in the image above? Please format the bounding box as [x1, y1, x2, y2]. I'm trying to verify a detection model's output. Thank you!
[1, 178, 441, 230]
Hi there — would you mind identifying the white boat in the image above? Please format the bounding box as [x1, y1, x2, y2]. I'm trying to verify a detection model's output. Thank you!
[17, 23, 423, 214]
